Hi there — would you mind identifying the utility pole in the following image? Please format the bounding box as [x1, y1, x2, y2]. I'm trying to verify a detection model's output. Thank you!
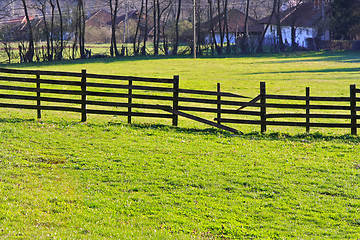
[11, 0, 15, 16]
[322, 0, 325, 40]
[193, 0, 196, 59]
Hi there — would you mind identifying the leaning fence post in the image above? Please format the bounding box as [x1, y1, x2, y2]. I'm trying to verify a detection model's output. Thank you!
[306, 87, 310, 133]
[128, 80, 133, 124]
[172, 75, 179, 126]
[81, 69, 87, 122]
[350, 84, 357, 135]
[260, 82, 266, 133]
[217, 83, 221, 125]
[36, 72, 41, 119]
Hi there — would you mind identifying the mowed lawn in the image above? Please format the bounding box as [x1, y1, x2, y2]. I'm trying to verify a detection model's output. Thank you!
[0, 51, 360, 239]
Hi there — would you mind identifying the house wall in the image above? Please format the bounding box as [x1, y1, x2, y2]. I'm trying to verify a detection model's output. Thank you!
[205, 33, 236, 44]
[264, 24, 315, 48]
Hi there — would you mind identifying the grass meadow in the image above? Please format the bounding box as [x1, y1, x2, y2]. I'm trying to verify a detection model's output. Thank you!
[0, 51, 360, 239]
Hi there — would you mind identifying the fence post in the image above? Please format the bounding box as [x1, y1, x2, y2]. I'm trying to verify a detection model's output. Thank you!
[350, 84, 357, 135]
[172, 75, 179, 126]
[128, 80, 133, 124]
[217, 83, 221, 125]
[81, 69, 87, 122]
[306, 87, 310, 133]
[260, 82, 266, 133]
[36, 72, 41, 119]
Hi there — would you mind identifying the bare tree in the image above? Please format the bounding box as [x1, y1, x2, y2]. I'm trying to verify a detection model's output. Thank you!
[133, 0, 144, 55]
[141, 0, 149, 55]
[173, 0, 182, 55]
[35, 0, 52, 61]
[216, 0, 224, 54]
[257, 0, 277, 53]
[49, 0, 56, 59]
[224, 0, 231, 54]
[208, 0, 219, 55]
[109, 0, 121, 57]
[21, 0, 35, 62]
[76, 0, 86, 58]
[288, 0, 304, 51]
[240, 0, 250, 53]
[0, 26, 14, 63]
[55, 0, 64, 59]
[0, 0, 15, 21]
[157, 0, 172, 55]
[275, 0, 285, 52]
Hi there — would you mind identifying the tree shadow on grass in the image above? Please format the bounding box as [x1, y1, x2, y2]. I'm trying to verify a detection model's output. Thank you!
[1, 54, 205, 69]
[245, 67, 360, 76]
[268, 51, 360, 64]
[4, 51, 359, 70]
[0, 118, 37, 123]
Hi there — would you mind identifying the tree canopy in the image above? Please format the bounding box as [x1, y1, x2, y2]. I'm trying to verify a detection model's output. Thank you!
[331, 0, 360, 40]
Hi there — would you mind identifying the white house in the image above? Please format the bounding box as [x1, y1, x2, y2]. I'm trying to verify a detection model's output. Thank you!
[259, 0, 330, 48]
[202, 9, 263, 45]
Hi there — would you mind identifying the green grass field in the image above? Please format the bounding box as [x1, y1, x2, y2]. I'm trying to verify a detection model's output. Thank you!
[1, 51, 360, 239]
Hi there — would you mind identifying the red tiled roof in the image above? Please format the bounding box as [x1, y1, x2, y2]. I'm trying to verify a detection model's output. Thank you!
[1, 15, 35, 25]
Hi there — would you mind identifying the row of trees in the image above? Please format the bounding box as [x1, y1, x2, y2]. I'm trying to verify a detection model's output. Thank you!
[331, 0, 360, 40]
[0, 0, 87, 63]
[0, 0, 358, 63]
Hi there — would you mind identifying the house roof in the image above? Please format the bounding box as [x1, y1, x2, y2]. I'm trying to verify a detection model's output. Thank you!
[202, 9, 263, 34]
[114, 9, 139, 25]
[86, 9, 112, 28]
[0, 15, 35, 25]
[86, 9, 140, 28]
[259, 1, 329, 28]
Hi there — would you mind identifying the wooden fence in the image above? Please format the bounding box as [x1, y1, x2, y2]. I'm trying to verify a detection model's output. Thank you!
[0, 68, 358, 135]
[215, 82, 359, 135]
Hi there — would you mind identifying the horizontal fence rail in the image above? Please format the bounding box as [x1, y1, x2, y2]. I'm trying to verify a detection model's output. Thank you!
[0, 67, 358, 135]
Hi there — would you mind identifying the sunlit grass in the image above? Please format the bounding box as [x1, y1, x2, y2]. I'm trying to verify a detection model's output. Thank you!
[0, 51, 360, 239]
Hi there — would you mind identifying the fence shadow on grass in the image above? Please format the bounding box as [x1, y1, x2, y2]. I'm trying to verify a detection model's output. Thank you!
[0, 117, 359, 142]
[241, 131, 360, 143]
[107, 122, 227, 135]
[109, 122, 360, 143]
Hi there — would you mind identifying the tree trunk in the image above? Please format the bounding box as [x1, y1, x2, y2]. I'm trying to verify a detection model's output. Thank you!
[173, 0, 182, 55]
[78, 0, 86, 58]
[153, 0, 158, 55]
[208, 0, 219, 55]
[38, 2, 51, 61]
[257, 0, 277, 53]
[133, 0, 144, 55]
[49, 0, 55, 60]
[110, 0, 120, 57]
[21, 0, 34, 62]
[216, 0, 223, 54]
[156, 0, 161, 55]
[56, 0, 63, 60]
[241, 0, 250, 54]
[142, 0, 148, 55]
[276, 0, 285, 52]
[224, 0, 231, 54]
